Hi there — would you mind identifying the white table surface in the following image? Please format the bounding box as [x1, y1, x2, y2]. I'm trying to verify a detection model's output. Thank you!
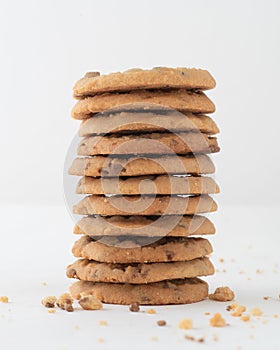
[0, 204, 279, 350]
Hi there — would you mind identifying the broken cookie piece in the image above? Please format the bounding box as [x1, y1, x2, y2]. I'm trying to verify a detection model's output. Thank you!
[209, 286, 235, 302]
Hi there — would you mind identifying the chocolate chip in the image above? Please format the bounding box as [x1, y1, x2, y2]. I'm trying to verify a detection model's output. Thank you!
[67, 268, 76, 278]
[157, 320, 166, 326]
[165, 250, 175, 260]
[129, 302, 140, 312]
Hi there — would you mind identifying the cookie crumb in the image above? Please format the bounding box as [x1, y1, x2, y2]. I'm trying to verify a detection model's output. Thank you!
[185, 335, 195, 341]
[256, 269, 263, 274]
[249, 335, 254, 340]
[151, 336, 158, 341]
[98, 320, 108, 326]
[251, 307, 263, 316]
[47, 309, 56, 314]
[263, 296, 269, 300]
[209, 313, 226, 327]
[212, 333, 219, 341]
[209, 286, 235, 302]
[0, 296, 8, 303]
[204, 312, 210, 315]
[240, 314, 250, 322]
[231, 305, 246, 317]
[178, 318, 193, 330]
[97, 338, 104, 343]
[219, 258, 225, 263]
[129, 302, 140, 312]
[146, 308, 156, 314]
[274, 314, 278, 318]
[41, 282, 47, 286]
[78, 295, 103, 310]
[157, 320, 166, 326]
[185, 335, 205, 343]
[57, 293, 74, 312]
[41, 296, 57, 308]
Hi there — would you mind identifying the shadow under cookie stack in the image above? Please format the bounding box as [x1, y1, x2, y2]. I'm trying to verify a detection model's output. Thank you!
[67, 67, 220, 305]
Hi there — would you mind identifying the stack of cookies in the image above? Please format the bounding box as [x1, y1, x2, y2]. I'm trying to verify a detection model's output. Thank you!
[67, 67, 220, 305]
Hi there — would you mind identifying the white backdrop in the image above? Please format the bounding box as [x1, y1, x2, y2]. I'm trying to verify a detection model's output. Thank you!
[0, 0, 279, 207]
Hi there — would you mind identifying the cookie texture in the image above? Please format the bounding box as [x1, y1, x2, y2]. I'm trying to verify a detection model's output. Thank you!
[78, 111, 219, 136]
[70, 278, 209, 304]
[77, 133, 219, 156]
[73, 194, 217, 216]
[74, 214, 215, 237]
[69, 154, 215, 177]
[73, 67, 216, 97]
[76, 175, 220, 195]
[72, 236, 213, 263]
[66, 257, 214, 284]
[72, 90, 215, 119]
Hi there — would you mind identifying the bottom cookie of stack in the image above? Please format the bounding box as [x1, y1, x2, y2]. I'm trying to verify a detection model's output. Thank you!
[70, 278, 209, 305]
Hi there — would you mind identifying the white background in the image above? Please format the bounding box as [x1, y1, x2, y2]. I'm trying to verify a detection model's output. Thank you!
[0, 0, 279, 206]
[0, 1, 279, 349]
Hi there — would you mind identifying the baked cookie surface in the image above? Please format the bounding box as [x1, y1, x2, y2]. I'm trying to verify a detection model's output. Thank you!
[67, 257, 214, 284]
[70, 278, 209, 304]
[73, 194, 217, 216]
[73, 67, 216, 98]
[78, 112, 219, 136]
[69, 154, 215, 177]
[74, 214, 215, 237]
[76, 175, 220, 195]
[72, 90, 215, 119]
[77, 132, 219, 156]
[72, 235, 213, 263]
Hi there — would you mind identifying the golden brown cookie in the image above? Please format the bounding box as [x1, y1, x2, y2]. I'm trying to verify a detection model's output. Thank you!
[73, 67, 216, 98]
[76, 175, 220, 195]
[72, 90, 215, 119]
[67, 257, 214, 284]
[73, 194, 217, 216]
[70, 278, 209, 304]
[69, 154, 215, 177]
[77, 132, 220, 156]
[73, 214, 215, 237]
[72, 236, 213, 263]
[78, 111, 219, 136]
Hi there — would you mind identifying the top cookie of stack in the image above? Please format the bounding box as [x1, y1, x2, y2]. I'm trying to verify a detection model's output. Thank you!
[68, 67, 220, 305]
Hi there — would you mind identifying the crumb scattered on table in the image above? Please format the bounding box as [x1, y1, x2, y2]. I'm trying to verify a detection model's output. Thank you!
[98, 320, 108, 326]
[178, 318, 193, 329]
[209, 286, 235, 302]
[0, 296, 8, 303]
[251, 307, 263, 316]
[231, 305, 246, 317]
[185, 335, 205, 343]
[209, 313, 226, 327]
[129, 302, 140, 312]
[47, 309, 56, 314]
[146, 308, 156, 314]
[57, 293, 74, 312]
[41, 296, 57, 308]
[240, 314, 250, 322]
[157, 320, 166, 326]
[78, 295, 103, 310]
